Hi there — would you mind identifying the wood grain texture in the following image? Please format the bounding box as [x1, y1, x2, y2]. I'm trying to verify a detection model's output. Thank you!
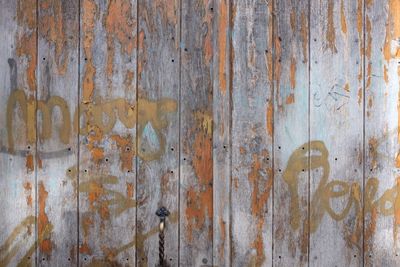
[364, 0, 400, 266]
[231, 1, 273, 266]
[212, 0, 231, 266]
[137, 0, 180, 266]
[273, 0, 309, 266]
[309, 0, 364, 266]
[78, 0, 137, 265]
[0, 0, 37, 266]
[180, 0, 214, 265]
[36, 0, 79, 265]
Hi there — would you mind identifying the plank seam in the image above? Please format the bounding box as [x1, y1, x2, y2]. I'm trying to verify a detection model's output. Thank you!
[35, 0, 39, 265]
[271, 0, 276, 266]
[135, 1, 139, 266]
[362, 0, 366, 265]
[307, 0, 311, 266]
[77, 0, 82, 265]
[178, 0, 182, 265]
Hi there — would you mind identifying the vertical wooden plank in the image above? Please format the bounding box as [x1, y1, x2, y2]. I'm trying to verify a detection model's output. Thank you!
[180, 0, 214, 265]
[212, 0, 231, 265]
[136, 0, 180, 266]
[273, 0, 309, 266]
[36, 0, 79, 265]
[78, 0, 137, 265]
[309, 0, 364, 266]
[0, 0, 37, 266]
[364, 0, 400, 266]
[231, 1, 273, 266]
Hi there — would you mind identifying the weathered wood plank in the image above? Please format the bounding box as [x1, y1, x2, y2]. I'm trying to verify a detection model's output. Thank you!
[364, 0, 400, 266]
[212, 0, 231, 265]
[36, 0, 79, 265]
[0, 0, 37, 266]
[78, 0, 137, 265]
[180, 0, 214, 265]
[309, 0, 364, 266]
[136, 0, 180, 266]
[273, 0, 309, 266]
[231, 1, 273, 266]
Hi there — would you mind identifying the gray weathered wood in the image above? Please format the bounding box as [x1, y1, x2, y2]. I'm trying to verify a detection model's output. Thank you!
[309, 0, 364, 266]
[180, 0, 214, 265]
[231, 0, 273, 266]
[0, 0, 37, 266]
[36, 0, 79, 265]
[137, 0, 180, 266]
[78, 0, 137, 265]
[212, 0, 231, 266]
[364, 0, 400, 266]
[273, 0, 309, 266]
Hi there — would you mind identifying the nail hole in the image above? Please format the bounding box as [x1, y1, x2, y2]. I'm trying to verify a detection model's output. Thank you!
[170, 258, 173, 261]
[84, 58, 88, 61]
[84, 169, 88, 173]
[170, 170, 174, 174]
[278, 146, 281, 149]
[184, 48, 188, 52]
[335, 158, 338, 161]
[84, 257, 87, 261]
[27, 146, 31, 149]
[302, 147, 305, 150]
[265, 50, 268, 53]
[68, 147, 71, 151]
[278, 169, 282, 172]
[267, 157, 270, 160]
[68, 258, 71, 261]
[42, 57, 46, 61]
[223, 145, 227, 149]
[126, 258, 129, 261]
[127, 170, 131, 173]
[68, 169, 71, 172]
[353, 255, 356, 258]
[171, 59, 174, 62]
[183, 158, 186, 161]
[171, 147, 174, 151]
[278, 256, 281, 259]
[370, 168, 373, 172]
[210, 7, 213, 11]
[126, 147, 130, 151]
[42, 258, 45, 261]
[302, 169, 305, 172]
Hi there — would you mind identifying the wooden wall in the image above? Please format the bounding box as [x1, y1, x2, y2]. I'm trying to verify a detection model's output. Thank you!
[0, 0, 399, 266]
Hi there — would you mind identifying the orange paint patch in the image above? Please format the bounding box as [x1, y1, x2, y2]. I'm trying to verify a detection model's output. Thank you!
[86, 126, 105, 163]
[185, 131, 213, 241]
[344, 83, 350, 92]
[286, 93, 295, 105]
[384, 0, 400, 62]
[38, 181, 53, 255]
[326, 0, 337, 53]
[218, 0, 228, 94]
[111, 134, 134, 171]
[82, 0, 97, 103]
[266, 101, 273, 137]
[340, 0, 347, 34]
[23, 182, 33, 207]
[126, 182, 134, 199]
[105, 0, 136, 85]
[39, 0, 72, 74]
[290, 57, 297, 89]
[368, 137, 378, 170]
[248, 152, 272, 265]
[25, 154, 34, 172]
[300, 12, 308, 63]
[16, 0, 37, 92]
[80, 216, 93, 255]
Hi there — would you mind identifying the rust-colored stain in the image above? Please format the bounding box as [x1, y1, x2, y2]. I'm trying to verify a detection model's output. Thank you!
[325, 0, 337, 53]
[16, 0, 37, 93]
[340, 0, 347, 34]
[358, 87, 363, 106]
[218, 0, 228, 95]
[218, 216, 226, 259]
[366, 16, 372, 89]
[39, 0, 73, 74]
[384, 65, 389, 84]
[82, 0, 97, 103]
[38, 181, 53, 255]
[185, 131, 213, 242]
[25, 154, 34, 172]
[137, 30, 145, 80]
[274, 36, 282, 98]
[23, 182, 33, 207]
[111, 134, 135, 171]
[105, 0, 135, 85]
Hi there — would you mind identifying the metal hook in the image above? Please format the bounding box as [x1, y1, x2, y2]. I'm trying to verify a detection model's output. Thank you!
[156, 206, 170, 267]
